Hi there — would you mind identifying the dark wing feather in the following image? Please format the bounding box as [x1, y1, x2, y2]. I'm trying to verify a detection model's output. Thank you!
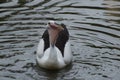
[42, 30, 49, 51]
[56, 24, 69, 56]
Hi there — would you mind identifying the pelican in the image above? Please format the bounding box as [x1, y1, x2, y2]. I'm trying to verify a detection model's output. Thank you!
[36, 21, 72, 70]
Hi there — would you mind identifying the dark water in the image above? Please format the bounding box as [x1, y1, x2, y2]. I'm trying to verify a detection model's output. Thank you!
[0, 0, 120, 80]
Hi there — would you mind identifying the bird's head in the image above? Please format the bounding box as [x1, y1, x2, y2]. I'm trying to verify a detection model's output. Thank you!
[47, 20, 64, 47]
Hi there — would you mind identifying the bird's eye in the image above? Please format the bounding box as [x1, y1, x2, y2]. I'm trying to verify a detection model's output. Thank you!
[48, 22, 50, 25]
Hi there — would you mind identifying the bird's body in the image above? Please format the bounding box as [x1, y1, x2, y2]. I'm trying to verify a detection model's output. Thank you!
[36, 21, 72, 70]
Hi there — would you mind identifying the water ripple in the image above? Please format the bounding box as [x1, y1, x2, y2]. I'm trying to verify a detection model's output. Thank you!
[0, 0, 120, 80]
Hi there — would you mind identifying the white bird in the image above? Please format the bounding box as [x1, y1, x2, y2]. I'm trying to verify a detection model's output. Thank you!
[36, 21, 72, 70]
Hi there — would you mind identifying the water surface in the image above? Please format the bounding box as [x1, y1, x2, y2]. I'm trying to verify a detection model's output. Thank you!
[0, 0, 120, 80]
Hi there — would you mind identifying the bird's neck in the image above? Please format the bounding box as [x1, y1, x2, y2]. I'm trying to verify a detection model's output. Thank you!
[48, 28, 60, 63]
[48, 46, 58, 63]
[49, 28, 59, 47]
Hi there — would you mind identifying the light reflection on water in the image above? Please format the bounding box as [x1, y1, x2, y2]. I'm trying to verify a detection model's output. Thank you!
[0, 0, 120, 80]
